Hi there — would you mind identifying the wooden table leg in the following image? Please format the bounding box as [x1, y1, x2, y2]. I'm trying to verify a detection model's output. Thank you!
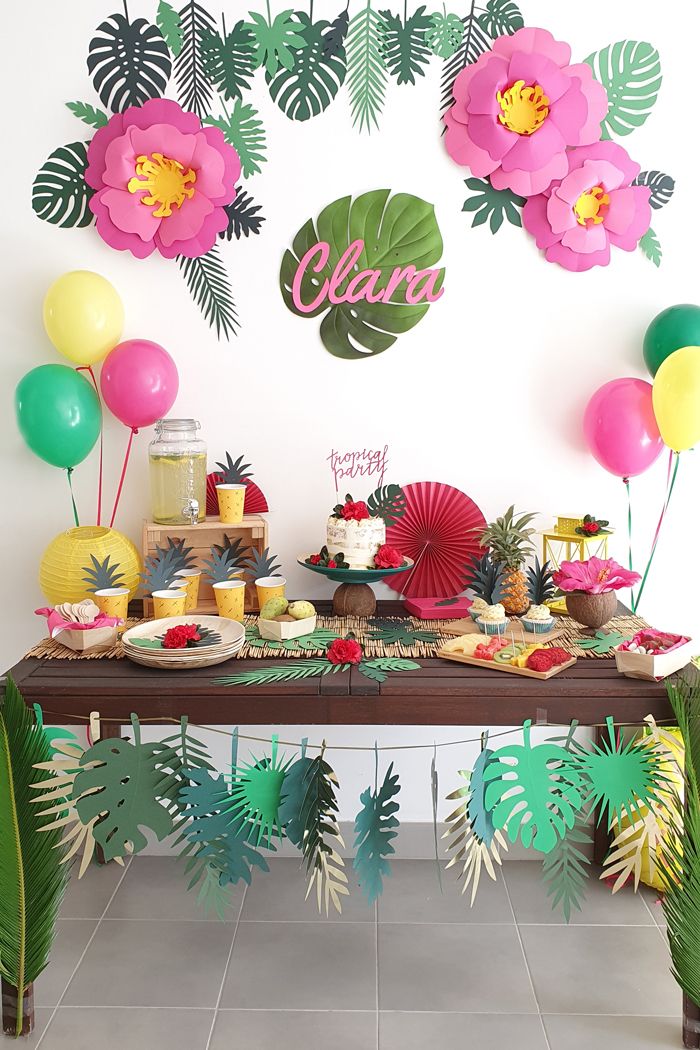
[94, 721, 122, 866]
[1, 978, 34, 1037]
[684, 993, 700, 1048]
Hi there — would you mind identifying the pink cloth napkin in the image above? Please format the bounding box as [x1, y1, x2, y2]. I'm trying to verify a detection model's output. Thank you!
[35, 607, 123, 639]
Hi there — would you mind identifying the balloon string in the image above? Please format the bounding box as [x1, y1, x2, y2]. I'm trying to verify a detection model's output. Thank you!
[633, 450, 680, 613]
[77, 365, 104, 526]
[109, 428, 137, 529]
[623, 477, 635, 607]
[66, 468, 80, 527]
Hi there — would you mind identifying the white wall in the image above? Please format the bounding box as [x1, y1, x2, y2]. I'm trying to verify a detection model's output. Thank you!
[2, 1, 699, 824]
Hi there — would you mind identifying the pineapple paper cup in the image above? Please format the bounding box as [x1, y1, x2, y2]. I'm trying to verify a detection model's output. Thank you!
[217, 484, 245, 525]
[214, 580, 246, 621]
[152, 589, 187, 618]
[255, 576, 286, 610]
[175, 569, 201, 612]
[93, 587, 129, 620]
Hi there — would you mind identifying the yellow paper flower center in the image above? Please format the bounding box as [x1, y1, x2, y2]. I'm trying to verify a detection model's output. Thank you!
[497, 80, 550, 135]
[574, 185, 610, 227]
[127, 153, 196, 218]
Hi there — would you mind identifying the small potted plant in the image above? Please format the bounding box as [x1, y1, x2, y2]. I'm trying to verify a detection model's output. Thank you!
[553, 557, 641, 629]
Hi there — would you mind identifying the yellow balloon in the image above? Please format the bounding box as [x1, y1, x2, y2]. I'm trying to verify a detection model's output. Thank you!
[43, 270, 124, 366]
[652, 345, 700, 452]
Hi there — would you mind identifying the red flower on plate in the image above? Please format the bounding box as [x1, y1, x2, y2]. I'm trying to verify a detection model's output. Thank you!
[309, 554, 321, 565]
[327, 559, 338, 568]
[327, 637, 363, 665]
[374, 544, 403, 569]
[163, 623, 201, 649]
[341, 500, 370, 522]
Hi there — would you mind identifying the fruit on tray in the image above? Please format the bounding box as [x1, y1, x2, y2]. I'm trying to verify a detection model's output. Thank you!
[474, 636, 510, 661]
[260, 596, 289, 619]
[288, 600, 316, 620]
[442, 634, 484, 657]
[494, 643, 526, 664]
[477, 506, 537, 616]
[526, 646, 571, 672]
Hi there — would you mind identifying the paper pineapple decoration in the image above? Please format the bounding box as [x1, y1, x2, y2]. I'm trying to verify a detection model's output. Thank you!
[161, 537, 197, 571]
[466, 552, 504, 605]
[81, 554, 126, 593]
[243, 546, 281, 581]
[478, 507, 537, 615]
[526, 558, 556, 605]
[215, 452, 253, 486]
[203, 536, 249, 585]
[140, 546, 182, 595]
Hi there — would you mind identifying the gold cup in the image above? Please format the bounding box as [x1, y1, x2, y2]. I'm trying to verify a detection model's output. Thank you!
[175, 569, 202, 613]
[152, 589, 187, 619]
[93, 587, 129, 620]
[216, 484, 245, 525]
[213, 580, 246, 621]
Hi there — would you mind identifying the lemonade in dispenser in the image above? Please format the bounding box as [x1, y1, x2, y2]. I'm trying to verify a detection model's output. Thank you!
[149, 418, 207, 524]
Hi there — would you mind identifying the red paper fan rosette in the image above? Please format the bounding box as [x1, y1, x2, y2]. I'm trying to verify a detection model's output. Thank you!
[384, 482, 486, 598]
[206, 473, 269, 516]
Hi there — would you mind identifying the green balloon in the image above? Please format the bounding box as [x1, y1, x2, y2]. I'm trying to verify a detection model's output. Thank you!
[643, 304, 700, 377]
[15, 364, 102, 469]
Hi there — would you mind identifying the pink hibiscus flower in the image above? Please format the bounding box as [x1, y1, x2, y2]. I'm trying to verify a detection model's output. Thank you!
[85, 98, 241, 259]
[521, 141, 652, 271]
[553, 557, 641, 594]
[444, 27, 608, 197]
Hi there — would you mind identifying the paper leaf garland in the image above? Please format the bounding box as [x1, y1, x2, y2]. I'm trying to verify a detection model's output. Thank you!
[31, 142, 94, 229]
[266, 13, 347, 122]
[205, 101, 267, 179]
[439, 9, 492, 116]
[584, 40, 662, 139]
[483, 721, 584, 853]
[247, 7, 308, 76]
[178, 246, 239, 340]
[462, 177, 525, 233]
[227, 737, 291, 845]
[380, 5, 433, 86]
[87, 11, 172, 113]
[175, 0, 215, 117]
[325, 10, 350, 57]
[476, 0, 524, 38]
[190, 861, 235, 920]
[467, 745, 499, 846]
[157, 1, 183, 55]
[346, 0, 388, 132]
[278, 741, 313, 849]
[201, 20, 256, 101]
[542, 813, 592, 922]
[353, 759, 401, 903]
[430, 745, 442, 887]
[299, 751, 348, 915]
[426, 9, 465, 60]
[443, 765, 507, 905]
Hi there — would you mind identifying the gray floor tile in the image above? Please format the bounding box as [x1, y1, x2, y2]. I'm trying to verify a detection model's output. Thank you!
[521, 925, 679, 1015]
[240, 857, 372, 922]
[640, 884, 668, 927]
[35, 921, 98, 1007]
[38, 1006, 213, 1050]
[505, 860, 655, 925]
[544, 1014, 681, 1050]
[105, 856, 244, 922]
[221, 921, 376, 1010]
[62, 920, 233, 1008]
[378, 859, 512, 924]
[380, 1012, 548, 1050]
[60, 859, 130, 919]
[211, 1010, 376, 1050]
[378, 923, 537, 1013]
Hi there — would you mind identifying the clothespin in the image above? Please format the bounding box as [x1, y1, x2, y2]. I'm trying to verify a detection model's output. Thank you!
[89, 710, 101, 743]
[480, 731, 489, 752]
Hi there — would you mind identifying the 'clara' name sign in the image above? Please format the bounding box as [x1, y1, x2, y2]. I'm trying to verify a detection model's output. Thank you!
[280, 189, 445, 360]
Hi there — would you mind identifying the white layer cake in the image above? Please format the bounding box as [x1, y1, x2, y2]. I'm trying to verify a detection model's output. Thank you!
[326, 516, 386, 569]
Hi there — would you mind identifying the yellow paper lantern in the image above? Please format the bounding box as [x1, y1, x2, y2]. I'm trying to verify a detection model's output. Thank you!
[39, 526, 141, 605]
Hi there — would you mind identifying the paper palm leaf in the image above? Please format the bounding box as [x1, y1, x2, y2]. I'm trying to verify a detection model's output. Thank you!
[542, 814, 591, 921]
[443, 768, 507, 905]
[71, 715, 179, 861]
[576, 630, 626, 654]
[483, 720, 584, 853]
[346, 0, 387, 132]
[226, 736, 291, 845]
[353, 760, 400, 903]
[365, 619, 439, 645]
[278, 742, 314, 849]
[215, 660, 341, 686]
[299, 752, 348, 914]
[0, 678, 70, 1035]
[191, 861, 235, 920]
[358, 658, 420, 683]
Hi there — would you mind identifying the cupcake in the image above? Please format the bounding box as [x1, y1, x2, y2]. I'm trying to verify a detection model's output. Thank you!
[477, 603, 507, 635]
[469, 597, 489, 622]
[520, 604, 555, 635]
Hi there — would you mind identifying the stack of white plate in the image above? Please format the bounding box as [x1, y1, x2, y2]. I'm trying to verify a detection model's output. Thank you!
[122, 616, 245, 670]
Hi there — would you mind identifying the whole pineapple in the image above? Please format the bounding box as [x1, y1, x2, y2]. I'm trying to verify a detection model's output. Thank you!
[478, 506, 537, 615]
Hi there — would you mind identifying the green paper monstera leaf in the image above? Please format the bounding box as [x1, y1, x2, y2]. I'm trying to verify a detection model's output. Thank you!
[584, 40, 662, 139]
[266, 13, 347, 121]
[280, 189, 444, 359]
[353, 760, 401, 903]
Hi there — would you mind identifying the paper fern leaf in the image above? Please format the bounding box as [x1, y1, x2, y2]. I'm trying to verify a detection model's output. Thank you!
[299, 752, 348, 914]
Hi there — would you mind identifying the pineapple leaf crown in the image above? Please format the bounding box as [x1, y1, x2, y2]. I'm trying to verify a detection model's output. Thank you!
[526, 558, 557, 605]
[157, 537, 197, 572]
[215, 451, 253, 485]
[212, 534, 250, 569]
[243, 546, 282, 580]
[202, 547, 241, 585]
[478, 505, 537, 570]
[141, 547, 182, 595]
[81, 554, 125, 593]
[466, 552, 504, 605]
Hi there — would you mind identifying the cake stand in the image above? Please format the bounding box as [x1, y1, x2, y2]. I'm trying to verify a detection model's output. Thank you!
[297, 556, 414, 616]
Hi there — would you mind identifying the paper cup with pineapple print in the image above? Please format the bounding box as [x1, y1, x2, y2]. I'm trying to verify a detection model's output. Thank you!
[152, 589, 187, 619]
[217, 484, 245, 525]
[255, 576, 286, 611]
[214, 580, 246, 621]
[175, 569, 202, 612]
[93, 587, 129, 620]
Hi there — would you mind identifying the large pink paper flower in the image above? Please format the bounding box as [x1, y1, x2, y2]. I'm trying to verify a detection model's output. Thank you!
[522, 141, 652, 271]
[553, 557, 641, 594]
[85, 98, 241, 259]
[444, 27, 608, 197]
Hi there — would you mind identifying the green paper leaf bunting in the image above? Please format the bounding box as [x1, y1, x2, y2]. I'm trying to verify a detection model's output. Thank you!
[66, 101, 109, 128]
[463, 177, 525, 233]
[380, 5, 433, 86]
[426, 8, 465, 60]
[467, 746, 498, 847]
[639, 227, 662, 267]
[247, 7, 308, 77]
[584, 40, 662, 139]
[299, 751, 348, 913]
[32, 142, 94, 229]
[178, 245, 239, 340]
[542, 814, 591, 922]
[353, 761, 401, 903]
[266, 12, 347, 122]
[87, 11, 171, 113]
[205, 101, 267, 178]
[476, 0, 524, 38]
[278, 744, 314, 848]
[324, 9, 350, 57]
[439, 11, 492, 116]
[157, 0, 184, 55]
[226, 737, 291, 845]
[175, 0, 216, 117]
[201, 21, 256, 100]
[346, 1, 388, 132]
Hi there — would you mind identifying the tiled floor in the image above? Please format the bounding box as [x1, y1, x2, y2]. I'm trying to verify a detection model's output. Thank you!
[23, 857, 679, 1050]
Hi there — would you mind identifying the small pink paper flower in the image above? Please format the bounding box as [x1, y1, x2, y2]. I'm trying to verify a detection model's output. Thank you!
[553, 557, 641, 594]
[444, 27, 608, 197]
[85, 98, 241, 259]
[522, 141, 652, 271]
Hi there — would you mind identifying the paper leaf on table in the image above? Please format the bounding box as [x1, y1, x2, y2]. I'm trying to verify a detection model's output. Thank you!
[443, 768, 507, 904]
[71, 716, 178, 861]
[299, 752, 348, 915]
[353, 761, 400, 903]
[215, 660, 342, 687]
[576, 631, 626, 654]
[542, 813, 592, 921]
[483, 720, 584, 853]
[365, 620, 440, 646]
[358, 658, 420, 683]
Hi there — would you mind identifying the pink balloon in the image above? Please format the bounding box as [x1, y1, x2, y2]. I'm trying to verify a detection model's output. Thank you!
[583, 378, 664, 478]
[100, 339, 178, 430]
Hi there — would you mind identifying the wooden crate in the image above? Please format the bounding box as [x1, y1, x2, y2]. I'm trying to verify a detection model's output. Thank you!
[142, 516, 268, 616]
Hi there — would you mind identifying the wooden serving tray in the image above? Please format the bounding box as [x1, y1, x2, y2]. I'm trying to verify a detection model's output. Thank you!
[436, 647, 577, 680]
[442, 617, 564, 645]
